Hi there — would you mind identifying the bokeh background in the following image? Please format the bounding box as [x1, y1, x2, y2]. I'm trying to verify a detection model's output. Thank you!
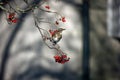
[0, 0, 120, 80]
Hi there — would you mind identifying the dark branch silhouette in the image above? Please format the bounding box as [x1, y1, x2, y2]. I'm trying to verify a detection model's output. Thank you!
[81, 0, 90, 80]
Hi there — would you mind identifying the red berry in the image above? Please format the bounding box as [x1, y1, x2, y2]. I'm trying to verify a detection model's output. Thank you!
[8, 13, 18, 24]
[8, 13, 15, 18]
[49, 29, 58, 36]
[54, 54, 70, 64]
[61, 17, 66, 22]
[12, 18, 18, 23]
[45, 5, 50, 9]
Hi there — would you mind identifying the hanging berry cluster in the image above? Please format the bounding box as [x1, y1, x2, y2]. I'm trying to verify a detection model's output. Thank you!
[0, 0, 70, 64]
[7, 13, 18, 24]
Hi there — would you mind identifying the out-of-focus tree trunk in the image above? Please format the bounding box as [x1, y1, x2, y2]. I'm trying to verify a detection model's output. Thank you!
[81, 0, 90, 80]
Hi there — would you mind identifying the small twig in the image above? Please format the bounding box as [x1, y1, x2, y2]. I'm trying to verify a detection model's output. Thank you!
[0, 5, 9, 12]
[38, 7, 62, 18]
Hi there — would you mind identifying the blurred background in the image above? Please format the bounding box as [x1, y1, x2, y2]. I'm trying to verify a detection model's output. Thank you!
[0, 0, 120, 80]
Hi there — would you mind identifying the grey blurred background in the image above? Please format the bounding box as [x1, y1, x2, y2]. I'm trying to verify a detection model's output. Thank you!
[90, 0, 120, 80]
[0, 0, 120, 80]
